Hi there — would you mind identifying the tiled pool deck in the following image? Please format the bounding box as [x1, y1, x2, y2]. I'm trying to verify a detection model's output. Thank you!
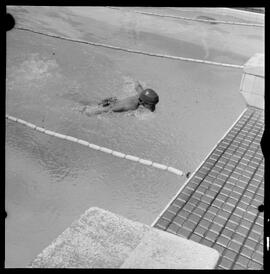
[153, 107, 264, 270]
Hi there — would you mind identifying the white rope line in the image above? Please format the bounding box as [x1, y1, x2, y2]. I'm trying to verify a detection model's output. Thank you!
[107, 7, 264, 27]
[6, 114, 191, 178]
[14, 27, 244, 69]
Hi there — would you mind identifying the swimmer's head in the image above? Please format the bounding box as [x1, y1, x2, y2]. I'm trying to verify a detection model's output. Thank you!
[139, 89, 159, 112]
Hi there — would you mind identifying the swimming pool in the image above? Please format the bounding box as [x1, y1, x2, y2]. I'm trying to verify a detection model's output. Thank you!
[5, 7, 264, 267]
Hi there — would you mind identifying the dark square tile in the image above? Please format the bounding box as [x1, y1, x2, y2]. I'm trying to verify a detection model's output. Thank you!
[226, 220, 238, 231]
[223, 203, 234, 213]
[208, 206, 219, 215]
[192, 177, 202, 184]
[194, 225, 206, 237]
[201, 238, 214, 247]
[187, 181, 198, 190]
[234, 208, 245, 218]
[233, 263, 245, 270]
[207, 172, 218, 180]
[248, 260, 262, 269]
[216, 193, 227, 202]
[173, 198, 185, 208]
[199, 166, 210, 174]
[183, 186, 195, 196]
[230, 191, 241, 200]
[233, 186, 244, 195]
[208, 158, 217, 165]
[213, 216, 227, 226]
[177, 209, 190, 219]
[233, 233, 245, 244]
[249, 231, 261, 242]
[247, 204, 258, 212]
[205, 190, 216, 199]
[177, 227, 191, 238]
[167, 204, 180, 214]
[257, 188, 264, 197]
[173, 216, 185, 226]
[188, 197, 199, 207]
[237, 226, 249, 237]
[204, 211, 216, 222]
[196, 188, 206, 196]
[155, 218, 170, 230]
[212, 199, 223, 208]
[205, 230, 219, 241]
[199, 219, 211, 229]
[230, 214, 241, 223]
[226, 198, 237, 207]
[253, 224, 263, 234]
[257, 243, 263, 255]
[183, 203, 195, 213]
[223, 183, 234, 192]
[243, 190, 254, 199]
[201, 195, 213, 205]
[193, 207, 205, 217]
[182, 221, 196, 232]
[213, 243, 225, 255]
[218, 210, 231, 220]
[245, 238, 258, 250]
[210, 223, 223, 234]
[222, 228, 234, 239]
[237, 180, 247, 189]
[247, 184, 257, 193]
[224, 249, 238, 262]
[178, 193, 191, 202]
[189, 233, 202, 243]
[195, 171, 206, 179]
[197, 201, 208, 211]
[241, 196, 252, 205]
[253, 194, 263, 203]
[229, 240, 243, 253]
[217, 173, 228, 182]
[241, 246, 254, 258]
[217, 236, 230, 247]
[257, 216, 264, 227]
[219, 257, 234, 269]
[167, 223, 180, 234]
[215, 178, 226, 186]
[252, 251, 263, 264]
[240, 219, 253, 229]
[220, 188, 231, 197]
[236, 255, 250, 268]
[188, 213, 201, 224]
[238, 202, 249, 211]
[163, 211, 176, 221]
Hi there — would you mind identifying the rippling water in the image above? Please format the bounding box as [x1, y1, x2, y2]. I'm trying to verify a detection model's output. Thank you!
[5, 7, 263, 267]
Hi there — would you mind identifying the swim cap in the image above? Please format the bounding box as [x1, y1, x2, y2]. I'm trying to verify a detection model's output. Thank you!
[139, 89, 159, 105]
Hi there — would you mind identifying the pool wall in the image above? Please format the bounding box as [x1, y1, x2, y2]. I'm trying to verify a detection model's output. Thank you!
[240, 53, 264, 109]
[168, 8, 264, 24]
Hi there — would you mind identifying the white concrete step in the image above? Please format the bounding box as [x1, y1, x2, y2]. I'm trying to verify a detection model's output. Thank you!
[30, 207, 220, 269]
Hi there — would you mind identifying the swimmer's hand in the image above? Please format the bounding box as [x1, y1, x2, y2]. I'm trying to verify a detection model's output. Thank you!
[135, 81, 144, 94]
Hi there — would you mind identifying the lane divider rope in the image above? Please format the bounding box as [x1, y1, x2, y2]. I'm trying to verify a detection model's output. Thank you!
[107, 7, 264, 27]
[6, 114, 191, 178]
[14, 27, 244, 69]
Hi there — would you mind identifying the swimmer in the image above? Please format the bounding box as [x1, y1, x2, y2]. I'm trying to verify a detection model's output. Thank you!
[80, 81, 159, 116]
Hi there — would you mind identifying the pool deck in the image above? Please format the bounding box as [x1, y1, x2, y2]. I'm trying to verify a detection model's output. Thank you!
[153, 106, 264, 270]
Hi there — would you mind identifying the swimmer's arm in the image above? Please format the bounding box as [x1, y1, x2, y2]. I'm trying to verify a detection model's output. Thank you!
[84, 105, 111, 116]
[85, 105, 126, 115]
[110, 105, 126, 112]
[135, 81, 144, 94]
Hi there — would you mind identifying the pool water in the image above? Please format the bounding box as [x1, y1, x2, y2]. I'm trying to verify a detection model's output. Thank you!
[5, 7, 264, 267]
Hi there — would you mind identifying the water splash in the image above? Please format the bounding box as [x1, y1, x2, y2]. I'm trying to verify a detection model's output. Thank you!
[122, 75, 146, 95]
